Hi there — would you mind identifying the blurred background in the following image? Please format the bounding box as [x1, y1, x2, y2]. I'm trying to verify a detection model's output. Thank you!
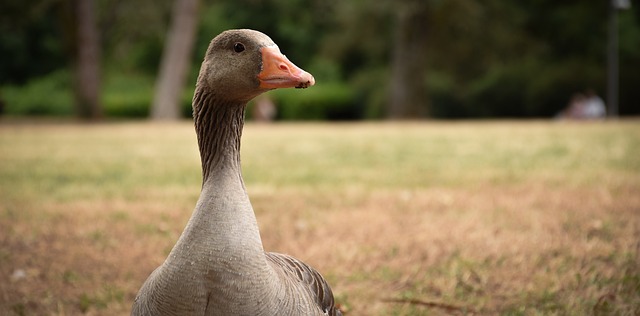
[0, 0, 639, 121]
[2, 1, 640, 315]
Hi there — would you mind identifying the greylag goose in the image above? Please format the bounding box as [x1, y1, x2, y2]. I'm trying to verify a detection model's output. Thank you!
[132, 29, 342, 316]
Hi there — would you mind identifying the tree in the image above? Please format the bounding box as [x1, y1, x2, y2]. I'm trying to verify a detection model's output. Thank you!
[74, 0, 102, 119]
[151, 0, 200, 120]
[2, 1, 639, 118]
[388, 0, 429, 119]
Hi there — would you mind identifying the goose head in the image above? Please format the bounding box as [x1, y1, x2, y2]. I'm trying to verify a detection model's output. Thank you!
[197, 29, 315, 103]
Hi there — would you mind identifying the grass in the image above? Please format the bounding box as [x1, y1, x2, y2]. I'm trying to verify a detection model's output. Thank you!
[0, 119, 639, 315]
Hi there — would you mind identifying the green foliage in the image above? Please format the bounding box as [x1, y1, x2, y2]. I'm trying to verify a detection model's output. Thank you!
[98, 0, 173, 75]
[127, 37, 165, 76]
[525, 59, 604, 117]
[102, 72, 154, 118]
[268, 82, 358, 120]
[428, 71, 466, 118]
[2, 1, 640, 118]
[0, 1, 67, 85]
[194, 3, 236, 64]
[466, 63, 536, 117]
[618, 10, 640, 115]
[350, 67, 390, 119]
[1, 70, 74, 116]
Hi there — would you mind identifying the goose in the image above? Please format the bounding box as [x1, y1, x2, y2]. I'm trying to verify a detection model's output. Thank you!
[132, 29, 342, 316]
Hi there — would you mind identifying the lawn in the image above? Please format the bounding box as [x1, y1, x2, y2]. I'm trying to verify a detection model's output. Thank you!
[0, 119, 639, 315]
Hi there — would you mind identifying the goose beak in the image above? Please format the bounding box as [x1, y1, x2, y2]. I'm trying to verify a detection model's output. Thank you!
[258, 46, 315, 89]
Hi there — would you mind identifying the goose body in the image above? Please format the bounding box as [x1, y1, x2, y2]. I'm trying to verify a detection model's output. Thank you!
[132, 29, 341, 316]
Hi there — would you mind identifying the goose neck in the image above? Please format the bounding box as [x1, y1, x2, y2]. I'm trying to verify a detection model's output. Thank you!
[193, 89, 246, 182]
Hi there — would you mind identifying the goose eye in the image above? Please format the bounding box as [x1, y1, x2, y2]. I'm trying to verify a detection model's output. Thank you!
[233, 43, 245, 53]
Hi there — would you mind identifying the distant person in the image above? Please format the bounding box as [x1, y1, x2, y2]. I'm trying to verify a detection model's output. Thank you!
[556, 93, 586, 119]
[252, 95, 277, 122]
[556, 90, 606, 120]
[582, 90, 606, 119]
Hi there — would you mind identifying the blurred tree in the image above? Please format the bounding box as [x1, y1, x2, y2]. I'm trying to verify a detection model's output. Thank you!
[388, 0, 429, 118]
[74, 0, 103, 119]
[99, 0, 172, 74]
[618, 4, 640, 116]
[151, 0, 201, 120]
[0, 0, 67, 84]
[320, 0, 392, 118]
[2, 1, 639, 118]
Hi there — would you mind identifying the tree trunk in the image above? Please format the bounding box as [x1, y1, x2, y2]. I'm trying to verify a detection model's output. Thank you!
[151, 0, 200, 120]
[388, 1, 429, 119]
[75, 0, 102, 119]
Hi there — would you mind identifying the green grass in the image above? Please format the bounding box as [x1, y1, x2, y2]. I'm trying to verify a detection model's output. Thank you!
[241, 121, 640, 189]
[0, 120, 639, 315]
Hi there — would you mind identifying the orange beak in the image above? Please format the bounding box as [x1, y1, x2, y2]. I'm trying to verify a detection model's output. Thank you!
[257, 46, 315, 89]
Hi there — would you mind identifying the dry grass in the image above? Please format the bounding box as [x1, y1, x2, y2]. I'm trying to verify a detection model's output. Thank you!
[0, 119, 639, 315]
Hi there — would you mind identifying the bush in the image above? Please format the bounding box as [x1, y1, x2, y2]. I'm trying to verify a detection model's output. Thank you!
[466, 64, 530, 118]
[1, 70, 74, 116]
[267, 82, 358, 120]
[102, 73, 154, 118]
[525, 60, 603, 117]
[463, 59, 604, 118]
[349, 67, 389, 119]
[428, 71, 467, 118]
[1, 71, 157, 118]
[1, 73, 357, 121]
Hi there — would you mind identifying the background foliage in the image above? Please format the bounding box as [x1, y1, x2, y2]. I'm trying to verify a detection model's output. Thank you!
[1, 0, 639, 119]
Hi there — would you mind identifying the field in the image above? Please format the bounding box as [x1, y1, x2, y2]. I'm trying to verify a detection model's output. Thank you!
[1, 119, 639, 315]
